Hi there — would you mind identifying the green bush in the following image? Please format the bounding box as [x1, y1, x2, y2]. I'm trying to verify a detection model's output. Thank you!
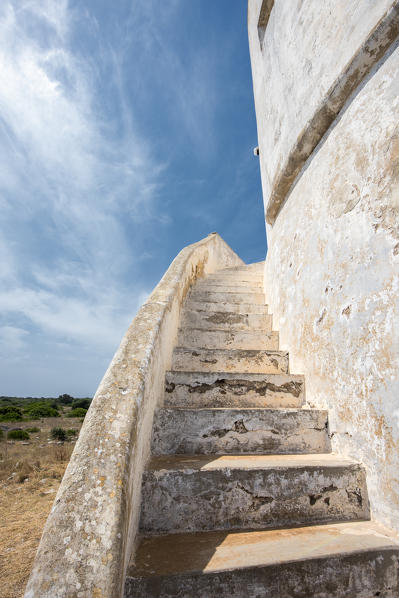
[66, 429, 77, 438]
[26, 426, 40, 433]
[58, 394, 74, 404]
[24, 403, 60, 419]
[0, 406, 23, 421]
[71, 399, 91, 410]
[67, 408, 87, 418]
[8, 429, 30, 440]
[51, 427, 67, 442]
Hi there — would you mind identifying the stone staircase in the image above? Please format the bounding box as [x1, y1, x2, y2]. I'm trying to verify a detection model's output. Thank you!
[125, 262, 399, 597]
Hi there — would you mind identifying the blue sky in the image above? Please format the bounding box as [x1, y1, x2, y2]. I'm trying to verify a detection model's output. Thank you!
[0, 0, 265, 397]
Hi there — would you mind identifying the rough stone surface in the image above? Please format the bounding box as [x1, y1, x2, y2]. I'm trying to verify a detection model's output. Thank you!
[180, 309, 272, 332]
[177, 327, 279, 350]
[195, 279, 263, 294]
[140, 454, 369, 534]
[151, 408, 330, 455]
[189, 289, 266, 305]
[205, 275, 263, 284]
[126, 522, 399, 598]
[171, 347, 289, 374]
[186, 300, 268, 314]
[164, 371, 304, 408]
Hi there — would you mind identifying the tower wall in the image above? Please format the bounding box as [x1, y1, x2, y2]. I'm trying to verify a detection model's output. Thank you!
[249, 0, 399, 530]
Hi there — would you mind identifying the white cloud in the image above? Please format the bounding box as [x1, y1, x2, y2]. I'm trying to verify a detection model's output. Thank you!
[0, 0, 162, 394]
[0, 326, 29, 355]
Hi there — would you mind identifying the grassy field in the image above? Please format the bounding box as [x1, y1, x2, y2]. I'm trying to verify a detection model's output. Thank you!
[0, 410, 86, 598]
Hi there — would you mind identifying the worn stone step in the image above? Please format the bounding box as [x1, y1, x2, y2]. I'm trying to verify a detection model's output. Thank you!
[205, 274, 263, 284]
[164, 371, 304, 408]
[220, 262, 264, 273]
[180, 310, 272, 332]
[176, 328, 278, 351]
[200, 273, 263, 282]
[125, 521, 399, 597]
[186, 300, 268, 315]
[194, 285, 264, 295]
[139, 454, 369, 535]
[189, 290, 266, 305]
[151, 408, 330, 455]
[194, 282, 263, 294]
[171, 348, 289, 374]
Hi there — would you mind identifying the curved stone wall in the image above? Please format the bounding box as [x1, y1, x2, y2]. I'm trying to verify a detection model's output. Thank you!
[249, 0, 399, 531]
[248, 0, 399, 223]
[25, 233, 243, 598]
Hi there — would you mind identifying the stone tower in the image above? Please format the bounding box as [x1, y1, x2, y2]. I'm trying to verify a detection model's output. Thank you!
[248, 0, 399, 534]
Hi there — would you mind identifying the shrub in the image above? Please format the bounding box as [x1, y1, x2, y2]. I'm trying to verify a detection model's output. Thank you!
[66, 429, 77, 438]
[71, 399, 91, 410]
[8, 429, 30, 440]
[51, 427, 67, 442]
[26, 426, 40, 433]
[58, 394, 74, 404]
[0, 429, 4, 440]
[67, 408, 87, 418]
[0, 406, 23, 421]
[25, 403, 59, 419]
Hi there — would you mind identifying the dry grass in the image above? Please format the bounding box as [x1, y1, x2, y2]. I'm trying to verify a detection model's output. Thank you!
[0, 417, 83, 598]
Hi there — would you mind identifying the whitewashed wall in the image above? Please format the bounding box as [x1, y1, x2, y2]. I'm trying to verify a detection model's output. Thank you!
[249, 0, 399, 531]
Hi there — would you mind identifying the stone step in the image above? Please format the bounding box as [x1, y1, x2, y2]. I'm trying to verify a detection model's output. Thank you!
[171, 347, 289, 374]
[139, 454, 369, 535]
[195, 282, 263, 293]
[189, 290, 266, 305]
[180, 310, 272, 332]
[125, 521, 399, 597]
[186, 300, 269, 314]
[206, 274, 264, 283]
[194, 285, 264, 295]
[176, 328, 278, 351]
[164, 371, 304, 408]
[220, 262, 264, 273]
[151, 408, 330, 455]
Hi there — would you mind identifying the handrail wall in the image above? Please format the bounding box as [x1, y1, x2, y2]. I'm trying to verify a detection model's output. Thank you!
[25, 233, 244, 598]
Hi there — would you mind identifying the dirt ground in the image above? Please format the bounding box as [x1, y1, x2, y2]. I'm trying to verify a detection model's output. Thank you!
[0, 417, 83, 598]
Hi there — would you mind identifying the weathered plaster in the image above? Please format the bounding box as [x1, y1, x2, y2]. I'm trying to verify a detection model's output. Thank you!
[171, 347, 289, 374]
[177, 327, 279, 351]
[25, 233, 243, 598]
[259, 39, 399, 530]
[248, 0, 399, 223]
[140, 454, 369, 534]
[164, 371, 304, 408]
[151, 408, 329, 455]
[180, 309, 272, 332]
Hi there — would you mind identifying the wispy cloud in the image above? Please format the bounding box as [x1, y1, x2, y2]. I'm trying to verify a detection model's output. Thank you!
[0, 0, 160, 395]
[0, 0, 262, 396]
[120, 0, 220, 155]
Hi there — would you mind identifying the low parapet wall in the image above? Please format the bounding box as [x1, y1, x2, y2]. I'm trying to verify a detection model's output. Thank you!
[25, 233, 243, 598]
